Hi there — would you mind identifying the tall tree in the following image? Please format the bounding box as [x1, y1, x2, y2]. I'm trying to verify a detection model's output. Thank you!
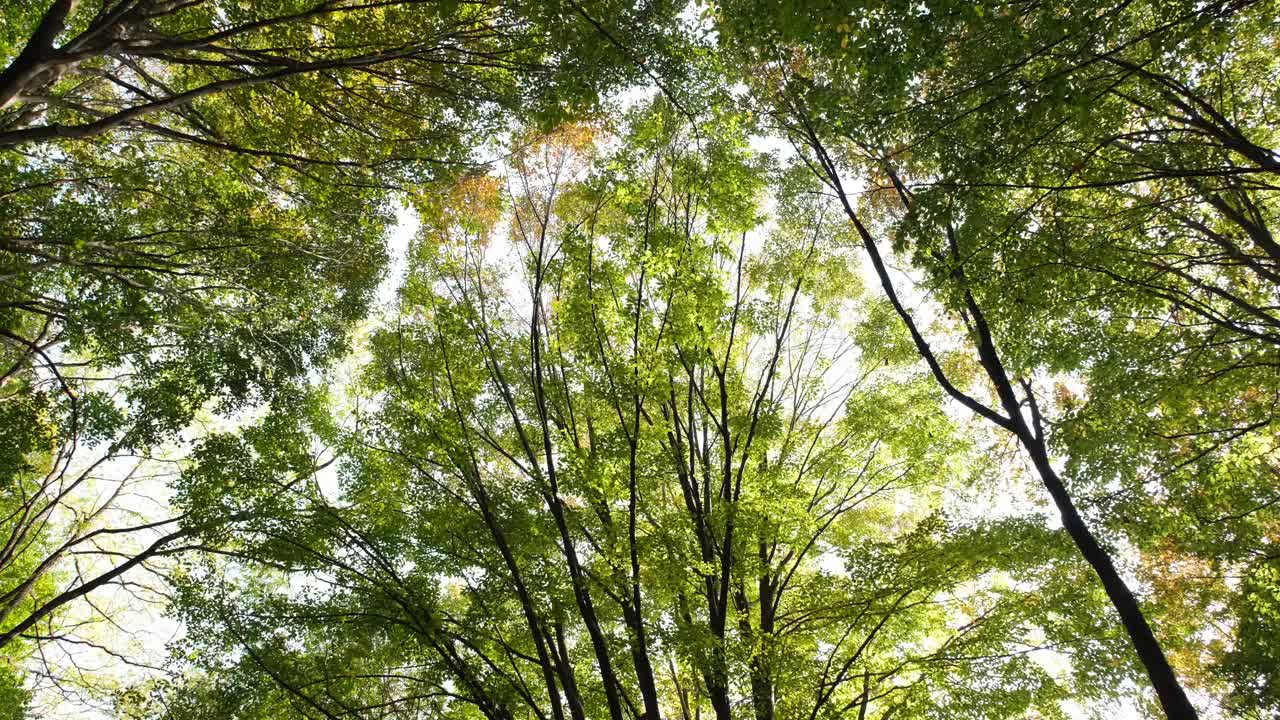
[153, 109, 1131, 720]
[712, 0, 1277, 715]
[0, 0, 684, 709]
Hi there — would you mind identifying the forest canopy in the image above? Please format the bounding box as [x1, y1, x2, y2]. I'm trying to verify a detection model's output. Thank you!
[0, 1, 1276, 719]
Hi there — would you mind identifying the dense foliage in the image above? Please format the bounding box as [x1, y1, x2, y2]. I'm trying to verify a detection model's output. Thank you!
[0, 1, 1275, 719]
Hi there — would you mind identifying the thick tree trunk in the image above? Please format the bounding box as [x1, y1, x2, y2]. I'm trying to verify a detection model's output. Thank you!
[0, 0, 77, 111]
[799, 126, 1199, 720]
[704, 665, 733, 720]
[748, 655, 774, 720]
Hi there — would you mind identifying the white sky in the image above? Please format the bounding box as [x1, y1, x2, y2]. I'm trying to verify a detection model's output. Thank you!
[24, 109, 1198, 720]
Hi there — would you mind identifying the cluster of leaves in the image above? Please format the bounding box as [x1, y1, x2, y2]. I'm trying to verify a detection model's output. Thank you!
[712, 0, 1278, 715]
[1, 1, 1276, 718]
[157, 105, 1133, 720]
[0, 0, 686, 712]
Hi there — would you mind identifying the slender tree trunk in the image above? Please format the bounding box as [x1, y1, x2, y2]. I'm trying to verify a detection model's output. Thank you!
[551, 618, 588, 720]
[473, 486, 568, 720]
[546, 496, 628, 720]
[629, 402, 663, 720]
[1021, 435, 1198, 720]
[797, 125, 1199, 720]
[625, 602, 663, 720]
[528, 263, 628, 720]
[705, 579, 733, 720]
[751, 566, 776, 720]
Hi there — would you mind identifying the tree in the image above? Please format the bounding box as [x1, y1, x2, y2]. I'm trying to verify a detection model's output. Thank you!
[3, 1, 1275, 717]
[156, 108, 1131, 720]
[0, 0, 685, 709]
[711, 0, 1277, 715]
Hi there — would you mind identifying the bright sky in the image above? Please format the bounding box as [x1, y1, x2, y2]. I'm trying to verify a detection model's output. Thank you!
[29, 112, 1183, 720]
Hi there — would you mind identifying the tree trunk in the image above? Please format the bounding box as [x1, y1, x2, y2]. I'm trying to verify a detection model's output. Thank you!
[0, 0, 77, 110]
[1022, 436, 1198, 720]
